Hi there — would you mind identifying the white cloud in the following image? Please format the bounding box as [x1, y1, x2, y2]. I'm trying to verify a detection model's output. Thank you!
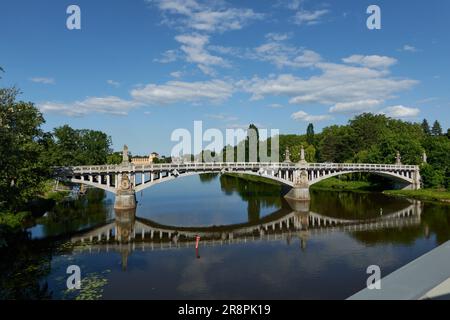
[154, 49, 180, 63]
[291, 110, 331, 122]
[130, 79, 233, 105]
[287, 0, 302, 10]
[252, 40, 321, 68]
[293, 9, 329, 25]
[30, 77, 55, 84]
[213, 36, 322, 69]
[206, 113, 238, 122]
[330, 99, 383, 114]
[107, 80, 120, 87]
[381, 105, 420, 118]
[400, 44, 418, 52]
[268, 103, 284, 108]
[239, 58, 417, 107]
[175, 33, 228, 74]
[170, 71, 184, 78]
[342, 55, 397, 69]
[39, 96, 142, 117]
[151, 0, 263, 33]
[265, 32, 290, 42]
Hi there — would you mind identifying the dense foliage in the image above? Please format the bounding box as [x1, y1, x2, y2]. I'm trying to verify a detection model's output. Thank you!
[0, 88, 49, 210]
[275, 114, 450, 190]
[0, 86, 113, 218]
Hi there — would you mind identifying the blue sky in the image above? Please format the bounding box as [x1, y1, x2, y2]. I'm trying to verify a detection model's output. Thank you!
[1, 0, 449, 155]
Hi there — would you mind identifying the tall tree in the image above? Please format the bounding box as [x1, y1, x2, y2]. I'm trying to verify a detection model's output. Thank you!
[421, 119, 431, 135]
[432, 120, 443, 136]
[306, 123, 315, 145]
[0, 87, 48, 210]
[46, 125, 112, 166]
[246, 124, 260, 162]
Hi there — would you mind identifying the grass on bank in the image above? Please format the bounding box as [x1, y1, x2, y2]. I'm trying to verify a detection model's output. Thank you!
[383, 189, 450, 203]
[0, 180, 70, 231]
[310, 177, 376, 192]
[39, 180, 70, 202]
[223, 172, 281, 186]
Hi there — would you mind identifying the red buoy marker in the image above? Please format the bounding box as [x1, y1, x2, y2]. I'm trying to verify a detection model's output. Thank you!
[195, 235, 201, 259]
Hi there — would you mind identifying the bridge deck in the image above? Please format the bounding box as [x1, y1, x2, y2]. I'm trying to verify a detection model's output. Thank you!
[68, 162, 419, 174]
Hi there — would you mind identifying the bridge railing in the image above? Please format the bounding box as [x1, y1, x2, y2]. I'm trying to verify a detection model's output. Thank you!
[67, 162, 419, 174]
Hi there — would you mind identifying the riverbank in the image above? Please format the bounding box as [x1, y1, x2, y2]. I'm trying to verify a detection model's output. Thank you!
[223, 173, 282, 186]
[310, 177, 378, 192]
[223, 174, 450, 203]
[0, 180, 70, 232]
[383, 189, 450, 204]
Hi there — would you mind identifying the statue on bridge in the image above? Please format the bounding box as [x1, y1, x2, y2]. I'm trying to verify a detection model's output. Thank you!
[299, 145, 307, 165]
[395, 151, 402, 165]
[284, 147, 291, 163]
[122, 145, 129, 164]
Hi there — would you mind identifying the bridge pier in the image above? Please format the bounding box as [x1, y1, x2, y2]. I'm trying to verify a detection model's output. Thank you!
[285, 168, 311, 201]
[114, 190, 136, 210]
[285, 186, 310, 201]
[114, 172, 137, 210]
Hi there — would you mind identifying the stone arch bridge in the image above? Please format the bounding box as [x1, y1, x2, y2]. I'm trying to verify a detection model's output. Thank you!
[57, 146, 421, 209]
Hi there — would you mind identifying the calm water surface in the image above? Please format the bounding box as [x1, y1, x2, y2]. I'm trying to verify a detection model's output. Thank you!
[1, 174, 450, 300]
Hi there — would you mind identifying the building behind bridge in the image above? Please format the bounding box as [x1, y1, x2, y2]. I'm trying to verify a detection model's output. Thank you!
[131, 152, 160, 165]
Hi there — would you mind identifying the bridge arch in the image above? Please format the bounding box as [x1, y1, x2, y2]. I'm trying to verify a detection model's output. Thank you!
[70, 177, 117, 194]
[309, 170, 414, 187]
[135, 170, 294, 193]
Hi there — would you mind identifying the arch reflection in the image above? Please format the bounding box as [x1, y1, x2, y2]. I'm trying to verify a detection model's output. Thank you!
[70, 200, 423, 270]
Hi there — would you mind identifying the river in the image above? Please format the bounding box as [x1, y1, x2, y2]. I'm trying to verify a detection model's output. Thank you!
[1, 173, 449, 300]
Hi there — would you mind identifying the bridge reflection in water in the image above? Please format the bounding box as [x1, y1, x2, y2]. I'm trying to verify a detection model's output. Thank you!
[70, 200, 423, 270]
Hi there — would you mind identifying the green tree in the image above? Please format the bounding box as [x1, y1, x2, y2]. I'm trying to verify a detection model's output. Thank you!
[46, 125, 112, 166]
[432, 120, 443, 136]
[306, 123, 315, 145]
[246, 124, 260, 162]
[106, 152, 123, 165]
[445, 168, 450, 191]
[305, 145, 316, 162]
[78, 129, 112, 165]
[319, 125, 356, 162]
[421, 119, 431, 135]
[420, 164, 445, 189]
[349, 113, 390, 151]
[0, 87, 49, 210]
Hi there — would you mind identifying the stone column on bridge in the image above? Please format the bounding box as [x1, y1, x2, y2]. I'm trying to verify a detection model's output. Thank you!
[114, 173, 137, 210]
[285, 145, 311, 201]
[413, 169, 422, 190]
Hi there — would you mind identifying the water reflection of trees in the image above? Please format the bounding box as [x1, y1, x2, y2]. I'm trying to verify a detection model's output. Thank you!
[37, 189, 111, 237]
[310, 190, 412, 220]
[0, 234, 53, 299]
[0, 189, 112, 299]
[198, 173, 218, 183]
[349, 203, 450, 246]
[218, 174, 283, 222]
